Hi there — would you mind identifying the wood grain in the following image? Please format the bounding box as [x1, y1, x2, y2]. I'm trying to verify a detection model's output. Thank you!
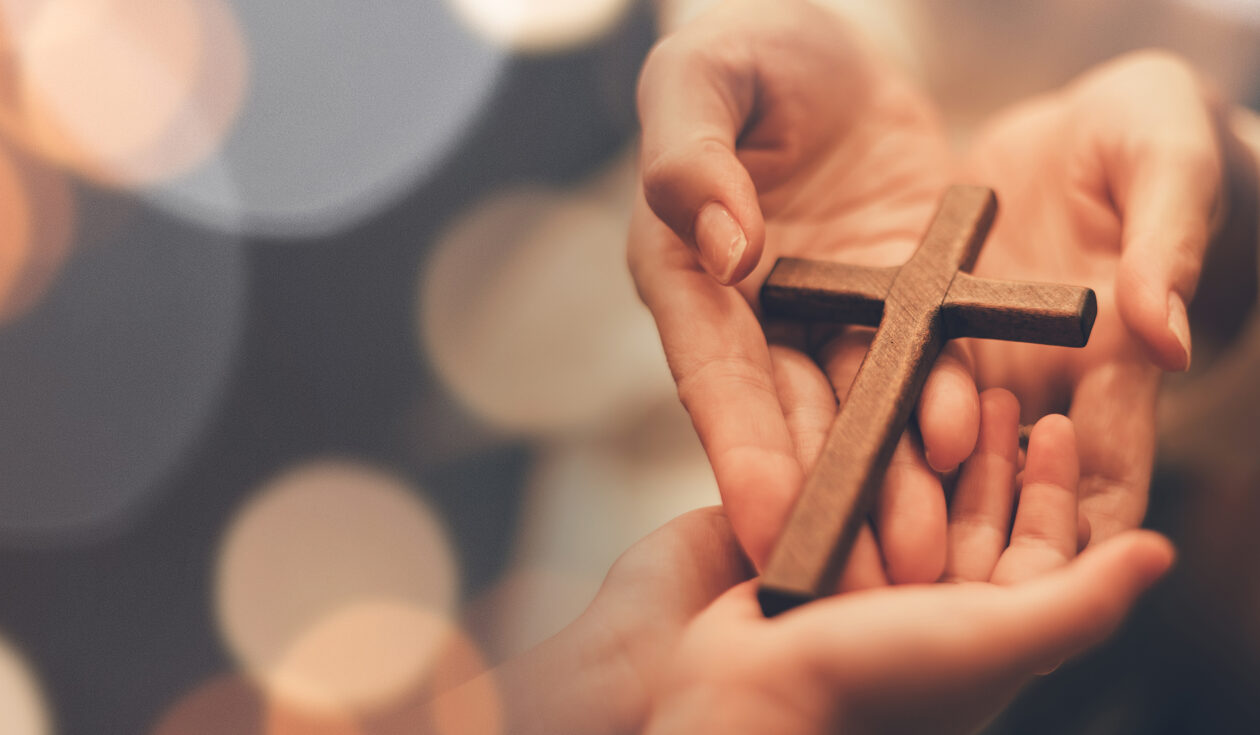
[942, 273, 1096, 346]
[757, 185, 1096, 616]
[760, 259, 896, 327]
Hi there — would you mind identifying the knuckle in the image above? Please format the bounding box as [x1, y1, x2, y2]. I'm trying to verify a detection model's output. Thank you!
[674, 355, 777, 414]
[641, 139, 729, 219]
[641, 148, 686, 202]
[640, 152, 689, 224]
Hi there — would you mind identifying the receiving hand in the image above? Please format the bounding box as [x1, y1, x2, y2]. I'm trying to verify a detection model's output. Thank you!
[641, 393, 1174, 735]
[446, 395, 1171, 735]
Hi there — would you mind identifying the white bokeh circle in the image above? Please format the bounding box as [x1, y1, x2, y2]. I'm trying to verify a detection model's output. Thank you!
[215, 459, 459, 712]
[0, 634, 51, 735]
[420, 153, 674, 436]
[448, 0, 635, 52]
[146, 0, 506, 236]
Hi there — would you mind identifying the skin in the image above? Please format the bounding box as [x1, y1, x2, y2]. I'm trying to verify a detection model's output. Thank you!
[959, 51, 1225, 542]
[628, 0, 968, 582]
[635, 395, 1174, 735]
[629, 0, 1227, 574]
[425, 398, 1174, 735]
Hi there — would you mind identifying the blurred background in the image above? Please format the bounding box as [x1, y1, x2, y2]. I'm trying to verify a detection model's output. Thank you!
[0, 1, 1257, 733]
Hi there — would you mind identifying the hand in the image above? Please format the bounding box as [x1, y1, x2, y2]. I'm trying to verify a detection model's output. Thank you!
[958, 50, 1227, 542]
[643, 395, 1175, 735]
[629, 0, 978, 581]
[438, 395, 1169, 735]
[425, 507, 750, 735]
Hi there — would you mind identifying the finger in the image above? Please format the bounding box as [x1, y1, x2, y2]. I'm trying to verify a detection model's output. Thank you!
[876, 430, 947, 584]
[1092, 52, 1222, 371]
[631, 205, 801, 568]
[975, 531, 1174, 676]
[944, 389, 1020, 583]
[1069, 359, 1160, 545]
[837, 523, 890, 593]
[991, 414, 1079, 585]
[768, 343, 836, 472]
[637, 33, 765, 284]
[817, 326, 873, 403]
[917, 341, 980, 473]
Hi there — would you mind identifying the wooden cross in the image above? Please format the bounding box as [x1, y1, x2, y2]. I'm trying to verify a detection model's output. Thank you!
[757, 185, 1097, 617]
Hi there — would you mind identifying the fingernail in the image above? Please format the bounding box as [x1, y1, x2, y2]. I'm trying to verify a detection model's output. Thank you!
[694, 202, 747, 284]
[1167, 292, 1192, 370]
[924, 447, 956, 475]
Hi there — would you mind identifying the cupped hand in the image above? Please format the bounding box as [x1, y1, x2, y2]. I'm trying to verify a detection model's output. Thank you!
[958, 50, 1227, 542]
[642, 394, 1175, 735]
[629, 0, 976, 579]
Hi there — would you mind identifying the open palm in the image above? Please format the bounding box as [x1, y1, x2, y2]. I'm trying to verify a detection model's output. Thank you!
[586, 397, 1173, 735]
[630, 0, 970, 583]
[961, 51, 1225, 542]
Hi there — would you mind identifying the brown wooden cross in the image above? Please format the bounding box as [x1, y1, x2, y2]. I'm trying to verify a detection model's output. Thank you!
[757, 185, 1097, 617]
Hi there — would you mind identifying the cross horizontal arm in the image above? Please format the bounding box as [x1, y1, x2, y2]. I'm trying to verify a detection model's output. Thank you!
[763, 264, 1097, 348]
[760, 258, 896, 327]
[942, 272, 1097, 347]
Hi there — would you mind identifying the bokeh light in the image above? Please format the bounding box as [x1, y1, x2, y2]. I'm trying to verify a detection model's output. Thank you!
[270, 602, 453, 714]
[448, 0, 634, 52]
[0, 203, 244, 543]
[147, 1, 505, 236]
[360, 623, 501, 735]
[420, 152, 673, 436]
[425, 637, 501, 735]
[0, 138, 74, 325]
[0, 634, 51, 735]
[216, 460, 459, 714]
[0, 0, 247, 187]
[150, 675, 360, 735]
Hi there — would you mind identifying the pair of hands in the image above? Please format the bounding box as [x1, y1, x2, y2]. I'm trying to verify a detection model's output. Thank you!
[628, 0, 1227, 578]
[470, 2, 1221, 732]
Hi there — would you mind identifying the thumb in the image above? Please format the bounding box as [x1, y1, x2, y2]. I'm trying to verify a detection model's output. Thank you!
[981, 530, 1174, 676]
[1096, 53, 1223, 371]
[637, 36, 766, 285]
[1113, 148, 1217, 372]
